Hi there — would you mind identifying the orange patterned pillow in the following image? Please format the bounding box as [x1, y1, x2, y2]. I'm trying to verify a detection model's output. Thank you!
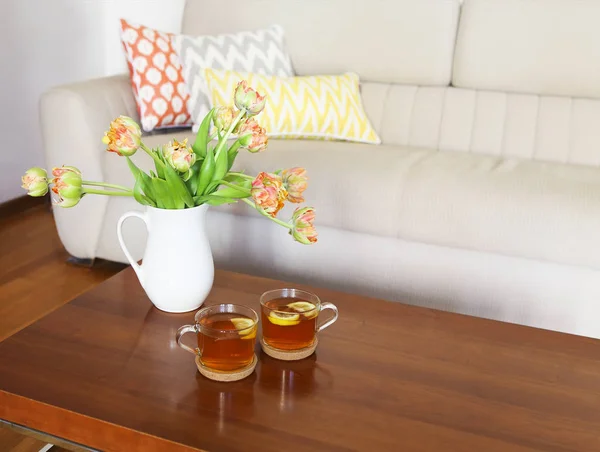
[120, 19, 192, 131]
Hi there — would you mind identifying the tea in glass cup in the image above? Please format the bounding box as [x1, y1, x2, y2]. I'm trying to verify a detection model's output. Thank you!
[261, 289, 338, 352]
[176, 304, 258, 373]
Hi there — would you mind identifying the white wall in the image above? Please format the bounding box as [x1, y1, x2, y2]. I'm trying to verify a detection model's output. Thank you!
[0, 0, 185, 204]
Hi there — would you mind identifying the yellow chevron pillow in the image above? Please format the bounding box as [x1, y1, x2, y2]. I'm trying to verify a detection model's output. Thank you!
[202, 69, 381, 144]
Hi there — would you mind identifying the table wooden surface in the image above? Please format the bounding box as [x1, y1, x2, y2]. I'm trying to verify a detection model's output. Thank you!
[1, 268, 600, 452]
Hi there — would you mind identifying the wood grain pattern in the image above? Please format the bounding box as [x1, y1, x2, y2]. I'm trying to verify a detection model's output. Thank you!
[2, 266, 600, 451]
[1, 420, 88, 452]
[0, 205, 125, 451]
[0, 393, 199, 452]
[0, 424, 47, 452]
[0, 194, 49, 219]
[0, 206, 125, 342]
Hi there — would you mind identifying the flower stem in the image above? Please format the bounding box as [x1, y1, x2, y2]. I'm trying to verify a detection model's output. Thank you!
[220, 180, 251, 194]
[227, 172, 254, 180]
[242, 198, 292, 229]
[82, 180, 132, 191]
[83, 188, 133, 197]
[228, 139, 243, 154]
[214, 110, 245, 160]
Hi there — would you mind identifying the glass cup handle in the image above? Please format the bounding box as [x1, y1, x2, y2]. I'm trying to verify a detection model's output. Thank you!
[176, 324, 199, 355]
[317, 302, 339, 332]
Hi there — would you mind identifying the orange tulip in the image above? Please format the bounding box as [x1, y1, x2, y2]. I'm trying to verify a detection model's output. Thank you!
[234, 80, 266, 116]
[281, 167, 308, 203]
[21, 167, 48, 197]
[251, 172, 287, 217]
[51, 166, 83, 207]
[102, 116, 141, 156]
[290, 207, 317, 244]
[238, 118, 268, 153]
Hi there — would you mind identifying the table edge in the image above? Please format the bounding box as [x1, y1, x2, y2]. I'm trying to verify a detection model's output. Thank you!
[0, 390, 203, 452]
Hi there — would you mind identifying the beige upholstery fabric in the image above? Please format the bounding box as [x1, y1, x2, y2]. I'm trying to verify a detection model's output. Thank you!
[453, 0, 600, 98]
[361, 84, 600, 166]
[102, 134, 600, 270]
[40, 75, 139, 259]
[182, 0, 461, 85]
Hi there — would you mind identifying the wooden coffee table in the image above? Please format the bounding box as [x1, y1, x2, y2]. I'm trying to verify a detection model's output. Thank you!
[1, 268, 600, 451]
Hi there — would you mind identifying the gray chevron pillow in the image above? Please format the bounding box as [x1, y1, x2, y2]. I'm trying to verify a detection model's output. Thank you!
[172, 25, 294, 128]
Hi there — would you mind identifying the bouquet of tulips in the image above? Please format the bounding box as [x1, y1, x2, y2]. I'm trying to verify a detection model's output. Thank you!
[21, 81, 316, 244]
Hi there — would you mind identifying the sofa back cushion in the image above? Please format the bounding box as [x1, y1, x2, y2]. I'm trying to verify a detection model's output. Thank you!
[361, 84, 600, 167]
[182, 0, 460, 85]
[453, 0, 600, 99]
[359, 0, 600, 165]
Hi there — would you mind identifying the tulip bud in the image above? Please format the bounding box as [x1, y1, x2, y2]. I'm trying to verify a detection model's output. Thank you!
[237, 118, 268, 153]
[163, 139, 196, 179]
[51, 166, 83, 208]
[21, 167, 49, 197]
[213, 106, 236, 133]
[290, 206, 317, 244]
[102, 116, 141, 156]
[281, 167, 308, 203]
[234, 80, 266, 116]
[251, 172, 287, 217]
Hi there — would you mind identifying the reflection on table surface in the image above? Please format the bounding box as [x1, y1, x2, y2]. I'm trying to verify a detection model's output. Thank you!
[257, 351, 334, 412]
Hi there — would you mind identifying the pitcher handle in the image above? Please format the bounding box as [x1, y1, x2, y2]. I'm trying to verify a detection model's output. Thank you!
[317, 302, 339, 332]
[176, 324, 199, 355]
[117, 211, 147, 287]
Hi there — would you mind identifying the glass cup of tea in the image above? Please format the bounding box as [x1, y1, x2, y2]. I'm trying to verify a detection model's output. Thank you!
[176, 304, 258, 372]
[260, 289, 338, 352]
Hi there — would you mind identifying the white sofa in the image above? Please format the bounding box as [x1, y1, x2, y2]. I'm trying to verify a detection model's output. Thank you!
[41, 0, 600, 338]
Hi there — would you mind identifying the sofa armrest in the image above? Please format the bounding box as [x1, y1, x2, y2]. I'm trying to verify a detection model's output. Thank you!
[40, 74, 138, 260]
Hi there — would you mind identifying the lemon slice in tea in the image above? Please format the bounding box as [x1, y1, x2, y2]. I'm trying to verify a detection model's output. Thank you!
[287, 301, 316, 312]
[287, 301, 318, 319]
[240, 329, 256, 340]
[230, 317, 256, 340]
[268, 311, 300, 326]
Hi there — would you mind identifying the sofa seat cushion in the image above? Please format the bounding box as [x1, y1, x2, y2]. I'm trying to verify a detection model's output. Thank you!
[105, 134, 600, 269]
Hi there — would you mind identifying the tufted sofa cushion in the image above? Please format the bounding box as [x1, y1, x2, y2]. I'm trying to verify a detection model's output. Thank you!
[103, 134, 600, 270]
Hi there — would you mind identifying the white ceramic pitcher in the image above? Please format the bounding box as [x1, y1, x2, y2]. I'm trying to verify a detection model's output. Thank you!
[117, 204, 214, 313]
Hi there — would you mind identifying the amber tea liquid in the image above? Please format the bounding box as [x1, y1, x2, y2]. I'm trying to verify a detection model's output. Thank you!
[262, 297, 318, 350]
[198, 312, 256, 371]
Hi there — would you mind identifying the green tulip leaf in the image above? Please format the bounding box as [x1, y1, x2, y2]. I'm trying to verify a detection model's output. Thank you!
[192, 109, 215, 159]
[193, 194, 238, 206]
[133, 176, 152, 206]
[149, 147, 166, 178]
[227, 150, 239, 171]
[163, 164, 193, 209]
[186, 160, 202, 195]
[151, 177, 176, 209]
[142, 194, 156, 207]
[126, 157, 155, 201]
[223, 173, 249, 184]
[204, 180, 221, 194]
[196, 145, 215, 196]
[209, 147, 230, 194]
[154, 161, 165, 179]
[211, 179, 251, 199]
[126, 155, 141, 178]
